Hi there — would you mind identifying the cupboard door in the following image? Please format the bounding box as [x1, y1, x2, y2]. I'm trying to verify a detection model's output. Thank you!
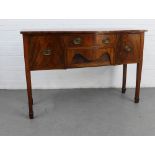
[28, 35, 64, 70]
[117, 34, 141, 64]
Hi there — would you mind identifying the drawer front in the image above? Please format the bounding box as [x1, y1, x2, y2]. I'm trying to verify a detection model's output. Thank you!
[117, 34, 141, 64]
[62, 34, 95, 47]
[66, 48, 114, 68]
[28, 36, 64, 70]
[96, 34, 116, 47]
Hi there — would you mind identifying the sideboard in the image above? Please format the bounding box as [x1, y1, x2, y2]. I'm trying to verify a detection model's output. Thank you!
[21, 29, 147, 119]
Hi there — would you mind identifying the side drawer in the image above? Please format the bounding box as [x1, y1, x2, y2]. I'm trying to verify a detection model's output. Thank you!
[28, 35, 64, 70]
[62, 34, 95, 48]
[96, 34, 117, 47]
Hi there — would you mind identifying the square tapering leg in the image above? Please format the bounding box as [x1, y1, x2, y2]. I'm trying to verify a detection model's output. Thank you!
[135, 61, 143, 103]
[122, 64, 127, 94]
[23, 35, 34, 119]
[25, 69, 34, 119]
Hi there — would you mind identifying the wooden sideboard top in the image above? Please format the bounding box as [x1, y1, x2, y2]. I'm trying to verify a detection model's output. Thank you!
[20, 29, 147, 34]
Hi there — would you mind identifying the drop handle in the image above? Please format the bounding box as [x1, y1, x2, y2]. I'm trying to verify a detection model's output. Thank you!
[42, 49, 53, 56]
[73, 37, 82, 45]
[102, 38, 110, 44]
[124, 45, 133, 52]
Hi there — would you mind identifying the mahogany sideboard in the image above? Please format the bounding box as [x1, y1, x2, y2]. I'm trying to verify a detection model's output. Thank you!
[21, 29, 147, 119]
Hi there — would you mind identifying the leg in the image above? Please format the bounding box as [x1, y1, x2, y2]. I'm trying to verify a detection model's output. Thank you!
[135, 61, 143, 103]
[122, 64, 127, 93]
[25, 69, 34, 119]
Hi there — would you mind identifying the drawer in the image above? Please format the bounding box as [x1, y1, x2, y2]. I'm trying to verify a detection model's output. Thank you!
[66, 48, 114, 68]
[28, 36, 64, 70]
[116, 34, 141, 64]
[96, 34, 116, 47]
[62, 34, 95, 47]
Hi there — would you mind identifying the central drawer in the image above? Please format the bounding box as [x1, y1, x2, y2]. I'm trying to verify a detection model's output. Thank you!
[62, 33, 117, 48]
[66, 47, 114, 68]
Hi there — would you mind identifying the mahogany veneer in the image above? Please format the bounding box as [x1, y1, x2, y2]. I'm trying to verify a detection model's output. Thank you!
[21, 30, 147, 119]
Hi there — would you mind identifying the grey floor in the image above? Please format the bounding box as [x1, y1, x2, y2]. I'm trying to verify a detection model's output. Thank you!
[0, 88, 155, 136]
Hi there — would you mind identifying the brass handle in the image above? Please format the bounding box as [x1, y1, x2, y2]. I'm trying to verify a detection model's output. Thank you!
[102, 38, 110, 44]
[42, 49, 52, 56]
[124, 45, 132, 52]
[73, 37, 82, 45]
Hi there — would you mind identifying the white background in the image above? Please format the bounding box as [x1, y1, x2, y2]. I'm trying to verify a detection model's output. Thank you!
[0, 19, 154, 89]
